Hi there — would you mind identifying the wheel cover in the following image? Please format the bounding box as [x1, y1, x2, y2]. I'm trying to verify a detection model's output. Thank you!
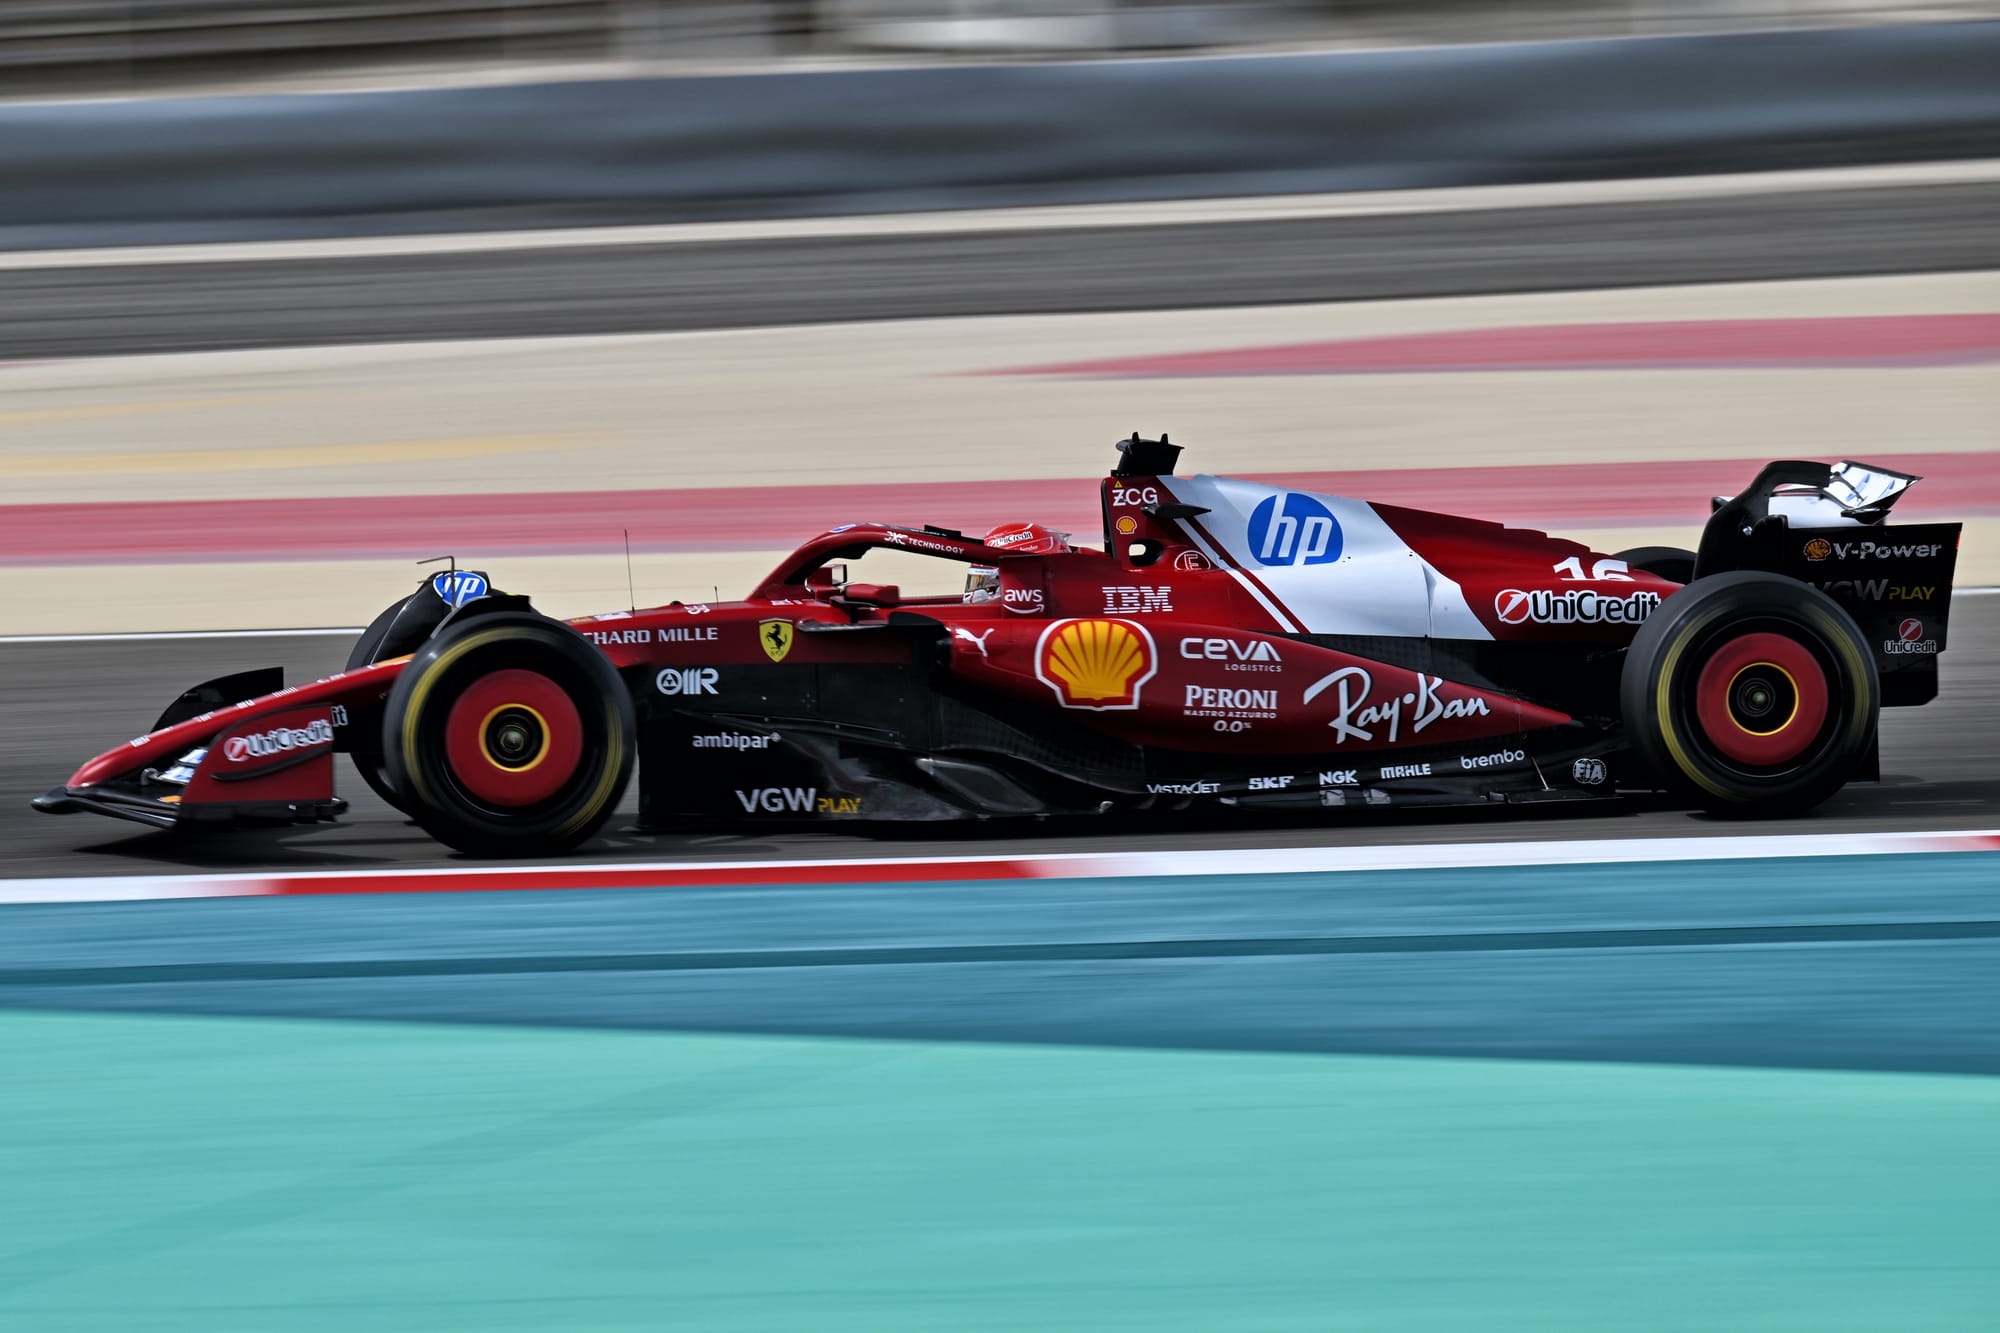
[1693, 632, 1829, 766]
[442, 668, 583, 806]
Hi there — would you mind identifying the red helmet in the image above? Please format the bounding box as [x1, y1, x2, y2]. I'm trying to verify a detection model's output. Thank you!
[966, 522, 1074, 601]
[983, 521, 1073, 556]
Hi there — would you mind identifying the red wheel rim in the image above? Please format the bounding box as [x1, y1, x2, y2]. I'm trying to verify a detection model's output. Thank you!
[1694, 632, 1829, 767]
[442, 668, 583, 806]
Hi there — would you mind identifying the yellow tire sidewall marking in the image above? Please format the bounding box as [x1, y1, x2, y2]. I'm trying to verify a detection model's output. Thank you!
[1652, 619, 1736, 800]
[1726, 661, 1800, 737]
[477, 702, 551, 772]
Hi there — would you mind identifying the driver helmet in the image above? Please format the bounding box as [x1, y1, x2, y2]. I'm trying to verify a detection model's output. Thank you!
[964, 522, 1073, 602]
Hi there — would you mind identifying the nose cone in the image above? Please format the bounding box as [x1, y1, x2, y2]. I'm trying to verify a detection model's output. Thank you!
[31, 787, 83, 815]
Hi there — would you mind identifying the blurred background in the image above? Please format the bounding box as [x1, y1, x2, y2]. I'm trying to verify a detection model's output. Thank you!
[4, 0, 2000, 93]
[3, 1, 1998, 1329]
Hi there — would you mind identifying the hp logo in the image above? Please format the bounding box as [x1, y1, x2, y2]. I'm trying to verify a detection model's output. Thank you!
[1246, 493, 1342, 567]
[431, 570, 489, 608]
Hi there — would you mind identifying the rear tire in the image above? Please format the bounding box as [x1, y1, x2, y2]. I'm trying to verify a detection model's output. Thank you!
[384, 613, 634, 855]
[1620, 572, 1876, 817]
[1613, 545, 1696, 585]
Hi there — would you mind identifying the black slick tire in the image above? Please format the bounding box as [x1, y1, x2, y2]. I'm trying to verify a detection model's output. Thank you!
[1612, 545, 1696, 585]
[344, 598, 417, 812]
[383, 612, 634, 855]
[1620, 571, 1877, 817]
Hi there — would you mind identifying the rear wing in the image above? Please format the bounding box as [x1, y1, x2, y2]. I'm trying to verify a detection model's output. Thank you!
[1698, 460, 1960, 707]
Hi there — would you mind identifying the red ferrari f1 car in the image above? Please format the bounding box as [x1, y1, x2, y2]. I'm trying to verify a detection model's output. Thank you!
[35, 437, 1961, 854]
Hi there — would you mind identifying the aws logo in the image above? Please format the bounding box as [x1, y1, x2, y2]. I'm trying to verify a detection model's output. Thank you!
[1035, 619, 1157, 711]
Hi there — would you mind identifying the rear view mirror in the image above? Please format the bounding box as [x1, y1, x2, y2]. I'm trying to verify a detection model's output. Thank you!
[806, 563, 849, 595]
[839, 583, 901, 607]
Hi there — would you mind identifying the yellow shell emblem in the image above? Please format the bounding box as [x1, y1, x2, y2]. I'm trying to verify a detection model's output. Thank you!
[1038, 619, 1156, 709]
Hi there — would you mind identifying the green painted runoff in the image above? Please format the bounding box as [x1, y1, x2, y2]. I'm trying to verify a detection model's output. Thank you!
[3, 1010, 1996, 1331]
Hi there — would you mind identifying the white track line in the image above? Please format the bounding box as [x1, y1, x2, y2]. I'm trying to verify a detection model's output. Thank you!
[2, 828, 1995, 905]
[5, 159, 1999, 271]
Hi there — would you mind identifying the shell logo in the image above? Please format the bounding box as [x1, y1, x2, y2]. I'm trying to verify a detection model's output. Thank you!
[1035, 618, 1157, 711]
[1804, 538, 1833, 562]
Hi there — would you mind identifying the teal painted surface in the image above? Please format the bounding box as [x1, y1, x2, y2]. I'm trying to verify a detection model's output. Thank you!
[5, 852, 1998, 1076]
[4, 1010, 1998, 1331]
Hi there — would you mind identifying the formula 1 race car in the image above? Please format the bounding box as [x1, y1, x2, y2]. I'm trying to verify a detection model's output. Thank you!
[35, 437, 1961, 855]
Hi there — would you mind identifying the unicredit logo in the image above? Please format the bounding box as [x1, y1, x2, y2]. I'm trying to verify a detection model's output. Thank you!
[222, 718, 334, 763]
[1495, 588, 1661, 626]
[1883, 617, 1939, 656]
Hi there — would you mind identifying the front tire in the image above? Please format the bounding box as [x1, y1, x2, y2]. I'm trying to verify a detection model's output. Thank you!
[384, 613, 634, 855]
[1620, 572, 1876, 816]
[344, 597, 428, 813]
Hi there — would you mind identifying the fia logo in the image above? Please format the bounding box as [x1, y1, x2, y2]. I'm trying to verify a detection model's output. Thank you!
[430, 570, 489, 608]
[1572, 758, 1607, 786]
[1246, 493, 1342, 567]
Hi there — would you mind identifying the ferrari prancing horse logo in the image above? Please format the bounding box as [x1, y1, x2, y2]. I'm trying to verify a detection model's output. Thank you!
[759, 619, 795, 663]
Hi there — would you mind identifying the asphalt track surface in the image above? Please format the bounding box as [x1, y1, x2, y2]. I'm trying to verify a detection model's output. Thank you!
[4, 181, 1999, 359]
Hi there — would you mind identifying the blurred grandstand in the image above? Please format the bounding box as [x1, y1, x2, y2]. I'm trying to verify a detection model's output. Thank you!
[6, 0, 2000, 93]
